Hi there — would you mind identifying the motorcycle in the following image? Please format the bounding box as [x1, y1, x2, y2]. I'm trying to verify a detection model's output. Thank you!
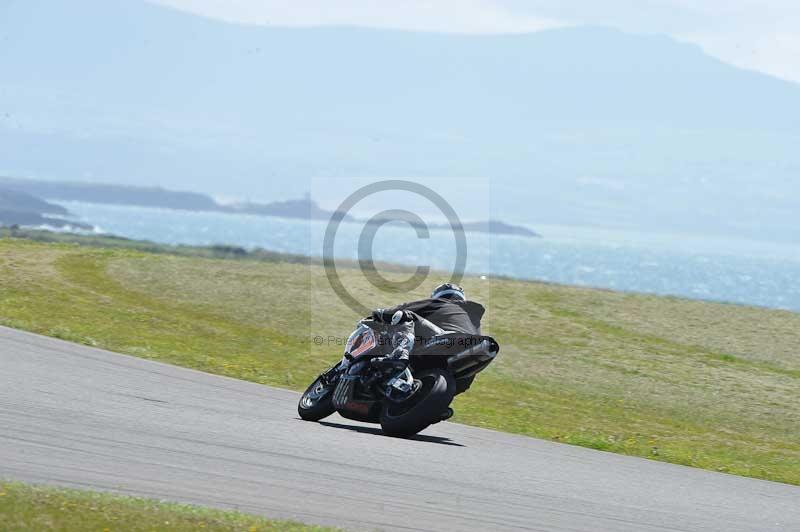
[298, 312, 499, 437]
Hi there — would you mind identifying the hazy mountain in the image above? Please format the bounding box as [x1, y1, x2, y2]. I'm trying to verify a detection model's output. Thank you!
[1, 0, 798, 241]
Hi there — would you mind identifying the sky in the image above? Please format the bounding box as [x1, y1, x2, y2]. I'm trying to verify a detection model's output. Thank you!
[151, 0, 800, 84]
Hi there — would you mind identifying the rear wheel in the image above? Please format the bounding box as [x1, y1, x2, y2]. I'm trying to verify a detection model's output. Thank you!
[380, 369, 456, 438]
[298, 377, 336, 421]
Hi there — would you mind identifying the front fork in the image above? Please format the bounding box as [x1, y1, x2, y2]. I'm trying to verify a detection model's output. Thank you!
[319, 359, 345, 385]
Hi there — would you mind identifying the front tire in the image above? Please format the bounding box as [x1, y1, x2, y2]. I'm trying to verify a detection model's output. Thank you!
[380, 369, 456, 438]
[298, 377, 336, 421]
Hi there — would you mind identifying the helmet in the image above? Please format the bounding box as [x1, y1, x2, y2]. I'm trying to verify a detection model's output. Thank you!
[431, 283, 466, 301]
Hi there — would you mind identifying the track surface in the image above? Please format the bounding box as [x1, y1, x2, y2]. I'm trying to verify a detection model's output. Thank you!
[1, 326, 798, 531]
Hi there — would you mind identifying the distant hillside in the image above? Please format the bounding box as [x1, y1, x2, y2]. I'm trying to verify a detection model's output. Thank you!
[0, 177, 332, 219]
[0, 177, 219, 211]
[224, 198, 350, 221]
[0, 188, 69, 216]
[0, 187, 90, 229]
[1, 0, 799, 240]
[370, 216, 541, 238]
[0, 177, 538, 237]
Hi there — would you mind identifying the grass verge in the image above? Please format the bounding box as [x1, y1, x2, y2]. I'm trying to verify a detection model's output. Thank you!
[0, 481, 336, 531]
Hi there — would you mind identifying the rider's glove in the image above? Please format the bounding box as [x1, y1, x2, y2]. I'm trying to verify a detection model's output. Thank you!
[389, 346, 410, 361]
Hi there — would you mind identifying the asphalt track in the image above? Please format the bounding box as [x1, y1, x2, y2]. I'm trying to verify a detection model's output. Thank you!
[1, 326, 798, 531]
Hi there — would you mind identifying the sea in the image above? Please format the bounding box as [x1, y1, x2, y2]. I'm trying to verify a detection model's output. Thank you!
[48, 201, 800, 313]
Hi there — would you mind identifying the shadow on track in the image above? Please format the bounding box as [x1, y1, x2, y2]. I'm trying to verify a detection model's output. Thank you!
[315, 420, 465, 447]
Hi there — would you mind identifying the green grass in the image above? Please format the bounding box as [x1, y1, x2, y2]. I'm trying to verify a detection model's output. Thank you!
[0, 481, 335, 531]
[1, 231, 799, 486]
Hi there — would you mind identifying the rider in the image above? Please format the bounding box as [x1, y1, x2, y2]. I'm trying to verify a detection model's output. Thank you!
[320, 283, 485, 421]
[323, 283, 485, 382]
[368, 282, 485, 372]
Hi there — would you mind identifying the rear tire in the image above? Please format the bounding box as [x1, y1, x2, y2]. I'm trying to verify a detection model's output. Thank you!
[298, 377, 336, 421]
[380, 369, 456, 438]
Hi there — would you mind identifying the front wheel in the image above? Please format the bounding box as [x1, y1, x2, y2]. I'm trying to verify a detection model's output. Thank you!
[380, 369, 456, 438]
[298, 376, 336, 421]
